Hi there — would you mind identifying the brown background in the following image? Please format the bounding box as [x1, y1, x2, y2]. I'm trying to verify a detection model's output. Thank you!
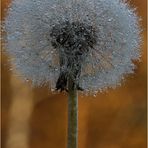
[1, 0, 147, 148]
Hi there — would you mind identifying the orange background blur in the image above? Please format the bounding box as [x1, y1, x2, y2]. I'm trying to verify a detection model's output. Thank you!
[1, 0, 147, 148]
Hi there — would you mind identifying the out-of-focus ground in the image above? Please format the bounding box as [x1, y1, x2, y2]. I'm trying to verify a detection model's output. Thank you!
[1, 0, 147, 148]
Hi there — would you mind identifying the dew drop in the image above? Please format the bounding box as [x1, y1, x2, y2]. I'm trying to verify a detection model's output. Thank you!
[55, 68, 58, 71]
[51, 88, 55, 92]
[108, 18, 113, 22]
[25, 78, 29, 82]
[93, 94, 97, 97]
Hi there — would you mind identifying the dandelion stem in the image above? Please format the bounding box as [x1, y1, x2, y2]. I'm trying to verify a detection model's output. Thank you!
[67, 77, 78, 148]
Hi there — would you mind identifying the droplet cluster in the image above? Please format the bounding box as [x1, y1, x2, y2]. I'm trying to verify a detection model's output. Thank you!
[3, 0, 141, 94]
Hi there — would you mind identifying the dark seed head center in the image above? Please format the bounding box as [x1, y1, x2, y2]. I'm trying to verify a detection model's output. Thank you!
[50, 21, 97, 92]
[50, 21, 97, 55]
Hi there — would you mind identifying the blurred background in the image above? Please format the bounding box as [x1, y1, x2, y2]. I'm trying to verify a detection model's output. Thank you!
[1, 0, 147, 148]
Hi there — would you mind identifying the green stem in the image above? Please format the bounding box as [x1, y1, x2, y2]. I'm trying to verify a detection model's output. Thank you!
[67, 77, 78, 148]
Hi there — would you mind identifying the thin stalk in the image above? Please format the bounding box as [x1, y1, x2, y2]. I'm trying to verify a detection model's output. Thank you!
[67, 77, 78, 148]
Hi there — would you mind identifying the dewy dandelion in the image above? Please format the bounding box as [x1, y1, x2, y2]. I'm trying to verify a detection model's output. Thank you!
[3, 0, 142, 148]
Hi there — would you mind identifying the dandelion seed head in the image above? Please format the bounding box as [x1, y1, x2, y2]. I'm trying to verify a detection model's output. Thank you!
[4, 0, 141, 93]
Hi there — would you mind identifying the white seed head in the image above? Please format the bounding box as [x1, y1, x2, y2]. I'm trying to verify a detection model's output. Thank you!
[3, 0, 141, 93]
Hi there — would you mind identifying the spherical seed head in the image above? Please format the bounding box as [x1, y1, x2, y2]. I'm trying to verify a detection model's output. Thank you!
[3, 0, 142, 93]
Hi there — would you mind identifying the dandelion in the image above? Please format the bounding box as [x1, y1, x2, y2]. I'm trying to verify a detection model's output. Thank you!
[3, 0, 141, 148]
